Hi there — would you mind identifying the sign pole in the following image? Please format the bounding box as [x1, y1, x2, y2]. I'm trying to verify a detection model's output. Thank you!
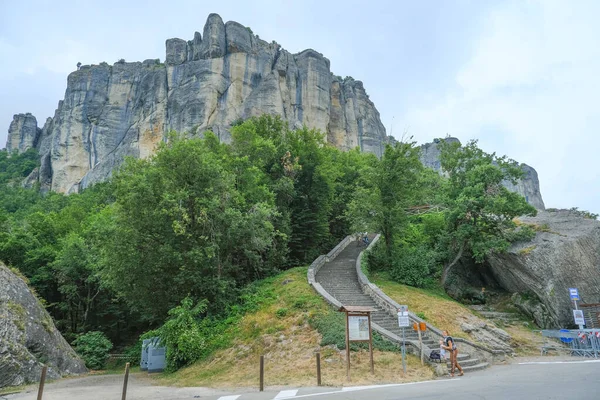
[570, 288, 584, 329]
[417, 325, 424, 365]
[345, 311, 350, 381]
[401, 327, 406, 374]
[397, 305, 409, 375]
[368, 312, 374, 374]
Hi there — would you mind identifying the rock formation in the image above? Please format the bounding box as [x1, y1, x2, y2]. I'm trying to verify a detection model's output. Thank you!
[419, 138, 545, 210]
[5, 13, 387, 193]
[486, 210, 600, 328]
[0, 263, 87, 388]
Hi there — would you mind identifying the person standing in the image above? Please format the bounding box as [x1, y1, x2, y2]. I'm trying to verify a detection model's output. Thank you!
[441, 330, 464, 377]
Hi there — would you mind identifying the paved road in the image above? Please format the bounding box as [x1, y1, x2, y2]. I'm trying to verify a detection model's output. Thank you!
[4, 359, 599, 400]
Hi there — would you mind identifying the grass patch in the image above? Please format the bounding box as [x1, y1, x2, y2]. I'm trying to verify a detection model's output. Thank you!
[0, 384, 28, 396]
[368, 273, 472, 339]
[7, 301, 27, 332]
[518, 245, 536, 256]
[154, 267, 434, 387]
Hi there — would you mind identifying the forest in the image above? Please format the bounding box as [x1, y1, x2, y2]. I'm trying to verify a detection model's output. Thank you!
[0, 115, 536, 370]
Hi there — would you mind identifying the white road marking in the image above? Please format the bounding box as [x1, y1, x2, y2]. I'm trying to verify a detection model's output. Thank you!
[283, 379, 461, 399]
[274, 389, 299, 398]
[518, 360, 600, 365]
[217, 396, 241, 400]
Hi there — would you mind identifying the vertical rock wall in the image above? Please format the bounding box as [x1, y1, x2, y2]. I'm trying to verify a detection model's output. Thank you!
[6, 13, 387, 193]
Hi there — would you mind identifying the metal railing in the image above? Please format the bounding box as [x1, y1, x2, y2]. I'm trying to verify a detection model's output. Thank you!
[541, 329, 600, 358]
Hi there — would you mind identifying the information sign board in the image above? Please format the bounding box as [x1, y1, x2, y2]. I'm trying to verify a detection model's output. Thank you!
[573, 309, 585, 326]
[348, 315, 370, 341]
[397, 305, 410, 327]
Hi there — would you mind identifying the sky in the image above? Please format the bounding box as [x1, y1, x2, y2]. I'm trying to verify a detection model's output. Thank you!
[0, 0, 598, 215]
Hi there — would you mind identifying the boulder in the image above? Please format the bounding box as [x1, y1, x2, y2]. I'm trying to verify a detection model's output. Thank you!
[0, 263, 87, 388]
[487, 210, 600, 328]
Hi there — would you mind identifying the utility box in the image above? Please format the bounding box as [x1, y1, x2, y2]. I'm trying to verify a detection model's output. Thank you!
[147, 337, 166, 373]
[140, 339, 151, 371]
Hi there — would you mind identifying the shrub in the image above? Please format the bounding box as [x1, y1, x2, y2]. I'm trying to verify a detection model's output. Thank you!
[390, 245, 438, 288]
[157, 297, 209, 371]
[73, 331, 113, 370]
[275, 307, 288, 318]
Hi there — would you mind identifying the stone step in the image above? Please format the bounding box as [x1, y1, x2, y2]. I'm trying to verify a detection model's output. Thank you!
[477, 311, 521, 320]
[451, 362, 489, 373]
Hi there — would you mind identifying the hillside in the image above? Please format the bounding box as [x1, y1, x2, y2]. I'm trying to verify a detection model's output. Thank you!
[368, 273, 542, 356]
[155, 267, 435, 388]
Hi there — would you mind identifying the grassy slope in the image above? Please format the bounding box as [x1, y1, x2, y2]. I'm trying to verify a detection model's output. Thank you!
[156, 267, 434, 388]
[369, 272, 542, 355]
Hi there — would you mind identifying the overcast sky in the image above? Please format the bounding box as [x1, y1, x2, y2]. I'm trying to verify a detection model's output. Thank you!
[0, 0, 598, 214]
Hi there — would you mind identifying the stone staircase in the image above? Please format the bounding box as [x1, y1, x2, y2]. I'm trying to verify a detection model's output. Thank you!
[313, 237, 489, 373]
[469, 305, 523, 327]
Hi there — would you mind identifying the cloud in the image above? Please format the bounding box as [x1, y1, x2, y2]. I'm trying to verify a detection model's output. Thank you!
[397, 0, 600, 214]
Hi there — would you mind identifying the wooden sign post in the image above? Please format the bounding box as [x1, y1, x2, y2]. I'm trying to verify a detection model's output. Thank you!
[339, 305, 376, 381]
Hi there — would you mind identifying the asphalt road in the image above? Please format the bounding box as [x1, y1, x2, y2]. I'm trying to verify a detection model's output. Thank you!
[4, 358, 599, 400]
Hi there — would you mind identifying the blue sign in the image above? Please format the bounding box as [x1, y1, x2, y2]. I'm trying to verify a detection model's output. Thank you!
[569, 288, 579, 300]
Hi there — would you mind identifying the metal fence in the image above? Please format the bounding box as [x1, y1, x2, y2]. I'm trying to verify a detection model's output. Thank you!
[541, 329, 600, 358]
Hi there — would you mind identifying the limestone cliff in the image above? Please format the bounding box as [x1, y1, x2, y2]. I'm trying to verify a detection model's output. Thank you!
[419, 138, 545, 210]
[0, 263, 87, 388]
[5, 13, 387, 193]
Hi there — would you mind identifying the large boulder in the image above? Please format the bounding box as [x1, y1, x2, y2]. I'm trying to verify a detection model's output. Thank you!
[0, 263, 87, 388]
[486, 210, 600, 328]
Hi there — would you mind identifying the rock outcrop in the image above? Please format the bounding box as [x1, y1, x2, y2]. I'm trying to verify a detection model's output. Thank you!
[486, 210, 600, 328]
[419, 138, 545, 210]
[0, 263, 87, 388]
[6, 114, 41, 154]
[460, 315, 513, 353]
[5, 13, 387, 193]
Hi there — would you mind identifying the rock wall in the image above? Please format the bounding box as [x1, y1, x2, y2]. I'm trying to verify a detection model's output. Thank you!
[486, 210, 600, 328]
[0, 263, 87, 388]
[5, 13, 387, 193]
[419, 138, 546, 210]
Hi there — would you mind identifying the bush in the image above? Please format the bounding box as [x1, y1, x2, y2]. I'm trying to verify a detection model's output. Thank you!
[73, 331, 113, 370]
[157, 297, 209, 371]
[275, 307, 288, 318]
[390, 245, 439, 288]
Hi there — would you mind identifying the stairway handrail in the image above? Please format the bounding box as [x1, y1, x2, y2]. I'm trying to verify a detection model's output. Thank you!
[355, 234, 506, 357]
[307, 235, 354, 309]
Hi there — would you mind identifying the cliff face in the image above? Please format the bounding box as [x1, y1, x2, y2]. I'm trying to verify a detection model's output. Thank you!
[0, 263, 87, 388]
[6, 13, 387, 193]
[419, 138, 546, 210]
[487, 210, 600, 328]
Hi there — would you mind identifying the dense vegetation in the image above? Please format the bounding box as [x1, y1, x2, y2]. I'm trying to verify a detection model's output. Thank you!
[0, 116, 544, 370]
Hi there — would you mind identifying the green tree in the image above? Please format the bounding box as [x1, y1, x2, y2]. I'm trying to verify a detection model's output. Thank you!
[101, 133, 280, 322]
[438, 139, 537, 285]
[349, 140, 424, 260]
